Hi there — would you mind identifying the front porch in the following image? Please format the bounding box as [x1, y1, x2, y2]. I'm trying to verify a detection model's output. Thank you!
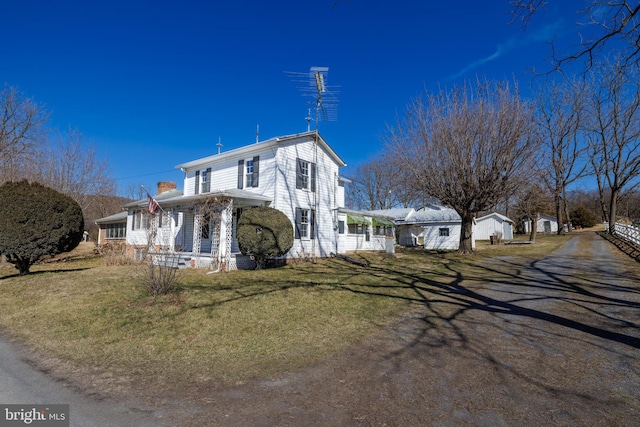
[149, 251, 256, 271]
[144, 193, 271, 271]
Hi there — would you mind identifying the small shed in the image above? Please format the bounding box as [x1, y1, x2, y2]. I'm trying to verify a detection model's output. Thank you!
[369, 206, 474, 250]
[475, 213, 514, 240]
[523, 214, 559, 234]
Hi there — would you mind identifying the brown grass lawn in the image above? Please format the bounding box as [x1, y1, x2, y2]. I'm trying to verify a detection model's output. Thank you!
[0, 235, 572, 388]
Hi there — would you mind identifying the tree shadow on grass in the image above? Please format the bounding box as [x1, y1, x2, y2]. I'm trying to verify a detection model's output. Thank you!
[0, 268, 92, 281]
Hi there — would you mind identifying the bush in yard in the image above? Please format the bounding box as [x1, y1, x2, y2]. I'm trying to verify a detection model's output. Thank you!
[570, 205, 600, 229]
[0, 180, 84, 275]
[237, 206, 294, 269]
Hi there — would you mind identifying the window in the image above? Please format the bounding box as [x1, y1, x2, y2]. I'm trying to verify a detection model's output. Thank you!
[133, 210, 148, 230]
[296, 158, 316, 192]
[295, 208, 315, 239]
[246, 160, 254, 187]
[300, 209, 309, 238]
[439, 228, 450, 237]
[298, 160, 309, 189]
[201, 168, 211, 193]
[239, 156, 259, 189]
[338, 220, 345, 234]
[106, 223, 126, 239]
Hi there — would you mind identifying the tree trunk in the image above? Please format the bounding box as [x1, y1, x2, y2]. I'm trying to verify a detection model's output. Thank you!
[6, 254, 30, 275]
[458, 215, 475, 254]
[609, 191, 619, 235]
[596, 173, 609, 223]
[529, 214, 539, 242]
[554, 194, 563, 235]
[562, 186, 572, 233]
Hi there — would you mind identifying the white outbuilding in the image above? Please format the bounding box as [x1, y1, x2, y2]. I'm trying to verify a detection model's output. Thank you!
[369, 205, 474, 250]
[523, 214, 559, 234]
[475, 212, 515, 240]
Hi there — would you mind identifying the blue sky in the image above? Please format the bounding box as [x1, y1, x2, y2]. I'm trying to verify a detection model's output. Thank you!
[2, 0, 583, 196]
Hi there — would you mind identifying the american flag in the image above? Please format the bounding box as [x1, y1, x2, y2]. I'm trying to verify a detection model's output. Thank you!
[142, 186, 162, 214]
[148, 194, 161, 214]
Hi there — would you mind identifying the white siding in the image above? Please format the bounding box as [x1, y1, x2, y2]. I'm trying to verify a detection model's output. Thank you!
[126, 211, 148, 246]
[275, 137, 340, 258]
[523, 216, 559, 234]
[422, 223, 461, 250]
[397, 223, 461, 250]
[345, 229, 387, 252]
[183, 150, 277, 200]
[476, 216, 513, 240]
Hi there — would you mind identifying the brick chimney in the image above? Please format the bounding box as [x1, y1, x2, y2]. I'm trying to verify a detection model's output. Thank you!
[157, 181, 177, 194]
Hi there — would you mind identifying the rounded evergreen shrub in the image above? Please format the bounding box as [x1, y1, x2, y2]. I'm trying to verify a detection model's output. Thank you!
[570, 205, 600, 229]
[237, 206, 294, 269]
[0, 180, 84, 275]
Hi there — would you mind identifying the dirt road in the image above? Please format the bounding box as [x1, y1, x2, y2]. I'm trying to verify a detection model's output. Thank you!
[164, 232, 639, 426]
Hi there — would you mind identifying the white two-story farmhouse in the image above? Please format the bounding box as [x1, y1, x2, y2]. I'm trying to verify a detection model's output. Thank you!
[103, 131, 394, 270]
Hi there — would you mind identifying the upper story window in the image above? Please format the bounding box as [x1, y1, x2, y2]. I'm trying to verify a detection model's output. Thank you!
[246, 160, 254, 187]
[296, 158, 316, 192]
[201, 168, 211, 193]
[238, 156, 259, 189]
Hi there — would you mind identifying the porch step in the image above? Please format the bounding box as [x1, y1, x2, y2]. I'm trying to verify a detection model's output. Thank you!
[151, 253, 192, 269]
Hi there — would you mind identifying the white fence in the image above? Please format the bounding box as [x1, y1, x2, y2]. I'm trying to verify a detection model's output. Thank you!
[612, 223, 640, 247]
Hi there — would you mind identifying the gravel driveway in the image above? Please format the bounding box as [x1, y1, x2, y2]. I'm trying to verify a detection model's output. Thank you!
[168, 232, 639, 426]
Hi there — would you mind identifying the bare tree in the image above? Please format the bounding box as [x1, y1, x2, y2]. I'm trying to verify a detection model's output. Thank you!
[535, 77, 588, 234]
[38, 127, 117, 232]
[345, 154, 422, 211]
[511, 1, 640, 72]
[0, 85, 49, 183]
[386, 79, 539, 253]
[584, 61, 640, 233]
[513, 182, 553, 242]
[40, 127, 116, 210]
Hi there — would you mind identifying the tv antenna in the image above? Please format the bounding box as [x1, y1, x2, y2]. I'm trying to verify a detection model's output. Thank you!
[286, 66, 339, 132]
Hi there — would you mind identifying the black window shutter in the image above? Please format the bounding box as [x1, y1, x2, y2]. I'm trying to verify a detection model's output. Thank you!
[310, 209, 315, 239]
[237, 160, 244, 189]
[294, 208, 301, 239]
[311, 162, 316, 193]
[296, 158, 303, 189]
[195, 171, 200, 195]
[252, 156, 259, 187]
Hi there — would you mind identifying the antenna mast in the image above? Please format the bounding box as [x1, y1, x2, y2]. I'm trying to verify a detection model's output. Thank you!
[286, 66, 339, 132]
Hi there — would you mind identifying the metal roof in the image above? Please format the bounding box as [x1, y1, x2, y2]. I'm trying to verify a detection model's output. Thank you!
[175, 131, 346, 170]
[94, 211, 128, 224]
[405, 208, 460, 223]
[477, 212, 515, 224]
[124, 188, 272, 210]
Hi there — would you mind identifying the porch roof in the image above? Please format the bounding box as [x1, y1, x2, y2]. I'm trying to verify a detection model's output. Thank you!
[124, 188, 272, 210]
